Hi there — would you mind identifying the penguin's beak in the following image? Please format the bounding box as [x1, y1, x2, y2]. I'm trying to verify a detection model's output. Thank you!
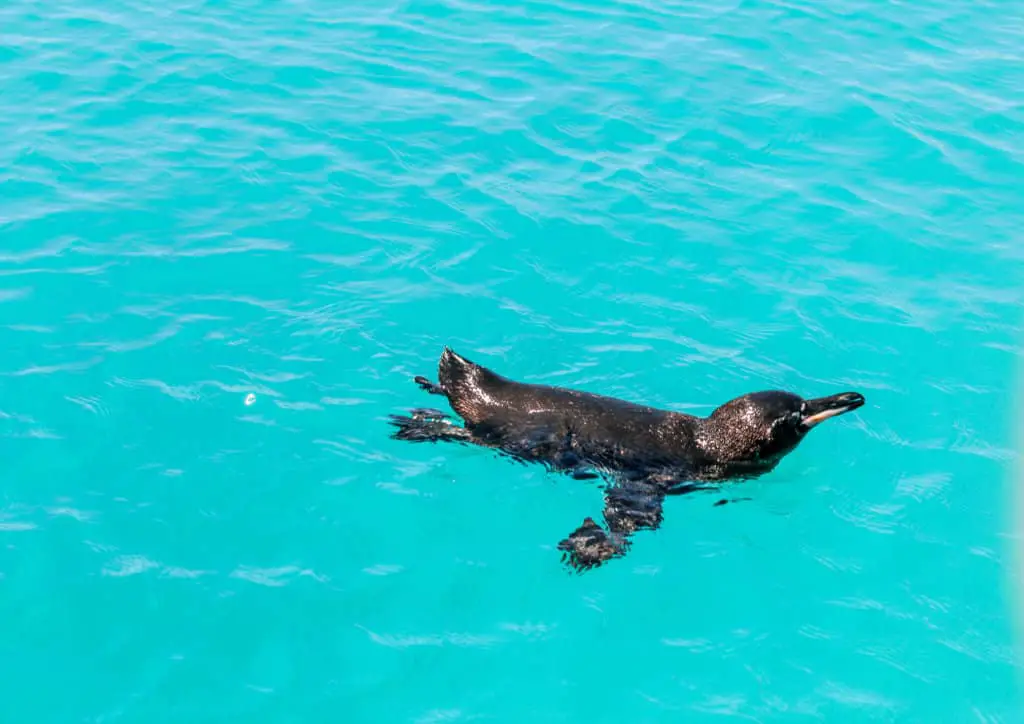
[801, 392, 865, 428]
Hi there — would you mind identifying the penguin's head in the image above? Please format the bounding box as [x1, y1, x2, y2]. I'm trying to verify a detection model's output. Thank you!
[699, 389, 865, 468]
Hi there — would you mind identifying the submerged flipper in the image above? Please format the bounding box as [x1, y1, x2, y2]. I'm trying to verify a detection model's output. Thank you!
[557, 480, 668, 572]
[556, 478, 730, 572]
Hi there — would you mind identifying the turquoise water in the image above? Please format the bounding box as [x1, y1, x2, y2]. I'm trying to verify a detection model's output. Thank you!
[2, 0, 1024, 720]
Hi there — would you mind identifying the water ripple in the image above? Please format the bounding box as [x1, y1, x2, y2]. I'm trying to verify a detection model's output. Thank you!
[0, 0, 1022, 720]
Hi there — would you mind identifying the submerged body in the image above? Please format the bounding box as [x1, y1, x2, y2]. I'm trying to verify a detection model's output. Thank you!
[389, 347, 865, 571]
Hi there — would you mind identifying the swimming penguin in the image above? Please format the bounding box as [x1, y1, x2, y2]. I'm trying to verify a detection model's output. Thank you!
[388, 347, 865, 572]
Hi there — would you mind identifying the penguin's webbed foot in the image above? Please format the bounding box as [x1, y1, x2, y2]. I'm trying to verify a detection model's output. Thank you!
[557, 517, 626, 573]
[388, 408, 470, 443]
[414, 375, 446, 396]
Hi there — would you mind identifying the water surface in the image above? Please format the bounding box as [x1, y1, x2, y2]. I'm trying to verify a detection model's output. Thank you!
[1, 0, 1023, 720]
